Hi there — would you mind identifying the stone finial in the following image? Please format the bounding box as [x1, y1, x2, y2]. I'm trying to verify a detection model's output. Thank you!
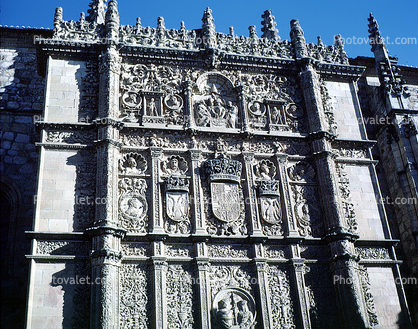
[317, 36, 324, 46]
[368, 13, 388, 62]
[249, 25, 257, 38]
[334, 34, 343, 47]
[202, 7, 216, 48]
[229, 26, 234, 36]
[157, 17, 165, 29]
[180, 21, 185, 31]
[290, 19, 308, 58]
[86, 0, 107, 24]
[80, 12, 86, 24]
[261, 10, 280, 41]
[105, 0, 119, 39]
[136, 17, 141, 28]
[54, 7, 63, 30]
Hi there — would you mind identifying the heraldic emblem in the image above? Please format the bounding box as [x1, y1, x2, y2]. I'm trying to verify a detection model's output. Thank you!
[205, 154, 242, 223]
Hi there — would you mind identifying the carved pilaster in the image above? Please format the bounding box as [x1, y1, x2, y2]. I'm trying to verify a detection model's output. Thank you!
[152, 246, 168, 329]
[236, 86, 250, 134]
[184, 81, 195, 130]
[89, 227, 125, 329]
[150, 147, 164, 233]
[254, 248, 273, 328]
[196, 242, 211, 328]
[190, 150, 206, 235]
[242, 152, 263, 236]
[291, 260, 312, 329]
[299, 61, 327, 133]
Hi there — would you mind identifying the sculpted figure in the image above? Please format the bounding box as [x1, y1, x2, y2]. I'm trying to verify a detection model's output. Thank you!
[237, 300, 253, 327]
[226, 101, 238, 128]
[217, 297, 234, 328]
[125, 157, 138, 174]
[148, 98, 158, 116]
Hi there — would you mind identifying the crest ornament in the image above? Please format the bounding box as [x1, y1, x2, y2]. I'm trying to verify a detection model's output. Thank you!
[205, 154, 242, 223]
[212, 287, 256, 329]
[165, 176, 189, 222]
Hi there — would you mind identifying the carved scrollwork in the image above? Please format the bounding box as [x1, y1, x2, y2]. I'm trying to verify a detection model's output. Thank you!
[209, 265, 253, 298]
[358, 266, 379, 327]
[45, 131, 94, 144]
[336, 163, 358, 234]
[207, 244, 249, 258]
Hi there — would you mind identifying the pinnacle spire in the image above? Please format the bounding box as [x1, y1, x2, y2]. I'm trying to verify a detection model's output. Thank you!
[290, 19, 308, 58]
[261, 10, 280, 41]
[202, 7, 216, 48]
[86, 0, 107, 24]
[368, 13, 388, 62]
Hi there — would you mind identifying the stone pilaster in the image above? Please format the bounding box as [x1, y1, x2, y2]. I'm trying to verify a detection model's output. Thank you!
[190, 149, 206, 235]
[253, 244, 273, 328]
[90, 3, 123, 326]
[150, 147, 164, 234]
[196, 242, 211, 328]
[290, 245, 312, 329]
[152, 241, 167, 328]
[242, 152, 263, 236]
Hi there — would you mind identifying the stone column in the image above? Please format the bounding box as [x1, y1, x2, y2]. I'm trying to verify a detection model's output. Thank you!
[190, 149, 206, 235]
[150, 147, 164, 234]
[242, 152, 263, 236]
[196, 242, 211, 328]
[152, 240, 167, 328]
[89, 2, 124, 327]
[253, 244, 273, 328]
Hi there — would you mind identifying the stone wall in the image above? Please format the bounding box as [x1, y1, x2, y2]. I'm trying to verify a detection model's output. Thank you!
[0, 27, 51, 328]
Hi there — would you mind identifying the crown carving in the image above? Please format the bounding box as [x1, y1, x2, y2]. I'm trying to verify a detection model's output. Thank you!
[258, 179, 280, 196]
[166, 176, 189, 192]
[205, 155, 242, 182]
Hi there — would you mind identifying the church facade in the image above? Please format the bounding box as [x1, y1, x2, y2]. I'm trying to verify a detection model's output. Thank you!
[1, 1, 417, 328]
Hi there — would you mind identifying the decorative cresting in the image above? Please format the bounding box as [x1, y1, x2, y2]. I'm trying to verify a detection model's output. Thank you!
[194, 73, 239, 129]
[161, 156, 190, 227]
[254, 160, 283, 231]
[212, 288, 256, 329]
[205, 152, 242, 223]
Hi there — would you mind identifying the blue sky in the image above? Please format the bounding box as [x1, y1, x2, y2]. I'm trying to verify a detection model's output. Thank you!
[1, 0, 417, 67]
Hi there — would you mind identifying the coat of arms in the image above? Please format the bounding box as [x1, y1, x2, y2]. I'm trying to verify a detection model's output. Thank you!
[205, 154, 242, 223]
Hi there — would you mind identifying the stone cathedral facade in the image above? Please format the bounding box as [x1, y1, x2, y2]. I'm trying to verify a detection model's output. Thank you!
[1, 1, 418, 328]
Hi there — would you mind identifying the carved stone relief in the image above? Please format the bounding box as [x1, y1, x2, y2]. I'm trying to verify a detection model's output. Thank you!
[358, 266, 379, 327]
[204, 154, 246, 236]
[120, 263, 150, 328]
[193, 73, 239, 128]
[335, 163, 358, 234]
[207, 244, 249, 259]
[265, 265, 295, 328]
[121, 243, 149, 257]
[166, 264, 195, 328]
[119, 153, 147, 175]
[209, 265, 253, 299]
[288, 162, 323, 237]
[120, 64, 184, 125]
[118, 177, 148, 232]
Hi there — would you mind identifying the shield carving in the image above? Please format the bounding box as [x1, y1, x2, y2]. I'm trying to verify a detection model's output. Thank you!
[260, 196, 282, 224]
[166, 191, 189, 222]
[211, 182, 241, 222]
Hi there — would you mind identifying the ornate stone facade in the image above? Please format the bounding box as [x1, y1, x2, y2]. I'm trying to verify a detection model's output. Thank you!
[1, 2, 417, 328]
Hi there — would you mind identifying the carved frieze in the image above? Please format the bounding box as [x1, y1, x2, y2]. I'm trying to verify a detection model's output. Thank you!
[45, 130, 94, 144]
[358, 266, 379, 327]
[264, 246, 286, 259]
[121, 243, 149, 257]
[37, 240, 90, 255]
[207, 244, 249, 259]
[165, 244, 193, 257]
[355, 247, 390, 260]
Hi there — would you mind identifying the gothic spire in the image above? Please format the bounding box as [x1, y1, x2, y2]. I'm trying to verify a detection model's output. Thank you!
[261, 10, 280, 41]
[202, 7, 216, 48]
[86, 0, 107, 24]
[105, 0, 119, 39]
